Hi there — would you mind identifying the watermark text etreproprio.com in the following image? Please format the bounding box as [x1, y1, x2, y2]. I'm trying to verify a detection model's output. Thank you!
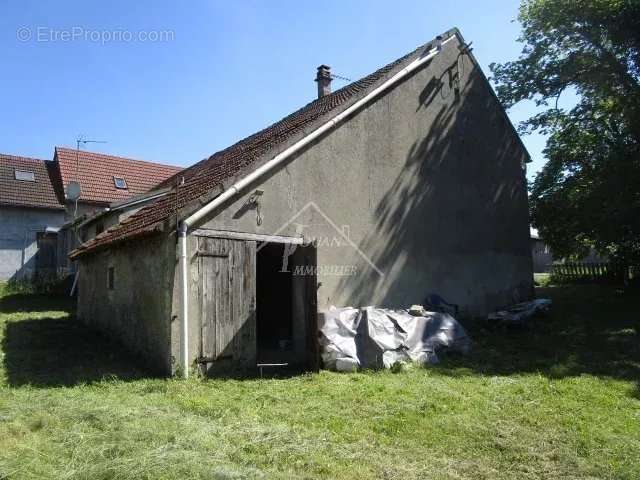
[16, 26, 175, 44]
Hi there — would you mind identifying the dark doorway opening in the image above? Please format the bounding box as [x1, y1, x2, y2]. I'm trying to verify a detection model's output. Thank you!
[256, 242, 293, 364]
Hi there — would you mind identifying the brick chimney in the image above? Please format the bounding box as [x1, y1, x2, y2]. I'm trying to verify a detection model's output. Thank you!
[315, 65, 332, 99]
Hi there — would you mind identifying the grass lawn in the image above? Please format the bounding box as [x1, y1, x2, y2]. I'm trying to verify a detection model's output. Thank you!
[533, 272, 551, 287]
[0, 283, 639, 479]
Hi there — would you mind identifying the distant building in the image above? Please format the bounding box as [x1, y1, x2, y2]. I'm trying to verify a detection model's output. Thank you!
[530, 227, 607, 273]
[0, 148, 182, 282]
[0, 154, 65, 281]
[530, 228, 553, 273]
[52, 147, 182, 275]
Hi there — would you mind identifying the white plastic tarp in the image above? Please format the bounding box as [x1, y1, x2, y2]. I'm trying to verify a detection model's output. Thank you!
[319, 306, 360, 370]
[320, 306, 471, 371]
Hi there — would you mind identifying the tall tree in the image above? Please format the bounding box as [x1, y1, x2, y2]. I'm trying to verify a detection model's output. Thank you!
[490, 0, 640, 270]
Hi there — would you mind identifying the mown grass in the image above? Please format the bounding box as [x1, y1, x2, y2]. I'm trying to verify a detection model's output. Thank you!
[0, 283, 639, 479]
[533, 272, 551, 287]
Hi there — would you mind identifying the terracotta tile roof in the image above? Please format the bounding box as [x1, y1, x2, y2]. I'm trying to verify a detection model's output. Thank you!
[0, 154, 64, 210]
[55, 147, 183, 204]
[70, 29, 457, 259]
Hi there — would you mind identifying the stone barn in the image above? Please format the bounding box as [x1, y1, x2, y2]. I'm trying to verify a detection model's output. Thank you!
[71, 28, 533, 376]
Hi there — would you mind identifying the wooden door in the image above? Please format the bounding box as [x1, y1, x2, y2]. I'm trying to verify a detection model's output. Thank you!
[35, 232, 57, 278]
[198, 237, 256, 371]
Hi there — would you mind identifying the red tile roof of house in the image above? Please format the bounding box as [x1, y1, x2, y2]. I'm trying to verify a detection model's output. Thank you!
[54, 147, 183, 205]
[70, 29, 459, 259]
[0, 154, 64, 210]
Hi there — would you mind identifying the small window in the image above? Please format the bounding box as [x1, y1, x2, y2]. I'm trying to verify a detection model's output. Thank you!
[15, 170, 35, 181]
[107, 266, 115, 290]
[113, 176, 128, 189]
[95, 222, 104, 235]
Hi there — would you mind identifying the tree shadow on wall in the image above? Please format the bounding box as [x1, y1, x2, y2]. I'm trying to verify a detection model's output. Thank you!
[336, 53, 530, 311]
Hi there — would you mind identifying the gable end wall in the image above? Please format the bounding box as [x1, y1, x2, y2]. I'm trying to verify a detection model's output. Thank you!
[197, 35, 533, 316]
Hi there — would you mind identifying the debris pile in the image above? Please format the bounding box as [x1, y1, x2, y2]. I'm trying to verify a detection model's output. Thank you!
[487, 298, 552, 326]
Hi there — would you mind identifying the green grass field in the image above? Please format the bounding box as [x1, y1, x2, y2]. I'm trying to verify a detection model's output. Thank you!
[0, 283, 639, 479]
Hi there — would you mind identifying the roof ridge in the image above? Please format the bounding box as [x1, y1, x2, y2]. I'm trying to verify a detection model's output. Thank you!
[55, 146, 184, 205]
[0, 153, 49, 163]
[156, 39, 433, 190]
[55, 146, 182, 171]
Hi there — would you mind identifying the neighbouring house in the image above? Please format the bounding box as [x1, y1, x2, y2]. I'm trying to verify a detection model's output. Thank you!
[530, 228, 554, 273]
[0, 154, 65, 281]
[71, 28, 533, 376]
[531, 227, 607, 273]
[0, 148, 182, 281]
[52, 147, 182, 275]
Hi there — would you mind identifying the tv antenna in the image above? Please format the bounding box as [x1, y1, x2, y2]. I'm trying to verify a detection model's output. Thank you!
[75, 135, 107, 180]
[70, 135, 107, 217]
[330, 72, 351, 83]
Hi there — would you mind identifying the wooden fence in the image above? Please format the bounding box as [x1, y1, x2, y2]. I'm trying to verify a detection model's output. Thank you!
[549, 262, 625, 283]
[550, 262, 624, 283]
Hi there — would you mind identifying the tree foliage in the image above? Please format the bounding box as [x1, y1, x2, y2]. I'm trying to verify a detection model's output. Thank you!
[490, 0, 640, 265]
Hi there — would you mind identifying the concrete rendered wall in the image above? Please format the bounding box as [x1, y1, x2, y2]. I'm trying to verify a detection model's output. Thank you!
[197, 35, 533, 316]
[60, 204, 144, 274]
[77, 235, 176, 374]
[56, 202, 109, 275]
[0, 206, 65, 281]
[81, 207, 141, 242]
[63, 201, 108, 223]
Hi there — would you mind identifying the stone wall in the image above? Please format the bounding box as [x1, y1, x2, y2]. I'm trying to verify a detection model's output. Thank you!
[76, 234, 176, 374]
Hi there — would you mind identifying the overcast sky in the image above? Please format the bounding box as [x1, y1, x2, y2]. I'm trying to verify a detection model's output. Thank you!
[1, 0, 561, 181]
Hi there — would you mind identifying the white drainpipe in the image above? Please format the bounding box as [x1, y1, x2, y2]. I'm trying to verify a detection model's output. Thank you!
[176, 35, 453, 377]
[178, 221, 189, 378]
